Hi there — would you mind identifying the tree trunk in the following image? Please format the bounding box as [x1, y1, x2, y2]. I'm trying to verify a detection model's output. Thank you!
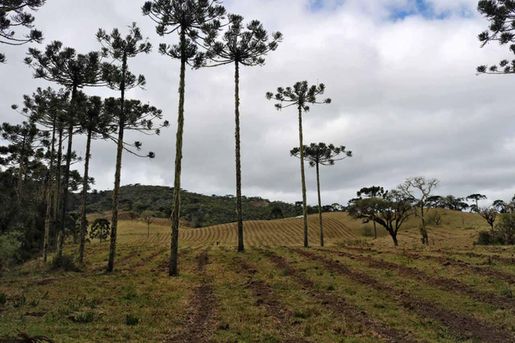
[108, 53, 127, 273]
[52, 125, 64, 250]
[315, 162, 324, 247]
[147, 222, 150, 239]
[78, 128, 92, 264]
[16, 134, 27, 204]
[297, 105, 309, 248]
[57, 120, 74, 258]
[170, 29, 187, 277]
[57, 122, 74, 258]
[234, 61, 244, 252]
[391, 232, 399, 247]
[57, 85, 78, 258]
[419, 205, 429, 245]
[373, 219, 377, 239]
[43, 113, 57, 262]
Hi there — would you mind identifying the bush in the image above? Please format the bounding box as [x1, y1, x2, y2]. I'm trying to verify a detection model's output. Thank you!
[476, 231, 493, 245]
[360, 225, 374, 237]
[496, 213, 515, 244]
[0, 292, 7, 305]
[125, 314, 140, 326]
[69, 311, 95, 323]
[51, 255, 80, 272]
[426, 211, 442, 226]
[0, 231, 22, 272]
[477, 213, 515, 245]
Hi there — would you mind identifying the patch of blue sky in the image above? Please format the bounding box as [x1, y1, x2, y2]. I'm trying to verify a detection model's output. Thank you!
[308, 0, 474, 20]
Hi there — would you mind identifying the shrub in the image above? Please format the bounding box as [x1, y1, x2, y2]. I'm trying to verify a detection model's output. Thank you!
[360, 225, 374, 237]
[476, 231, 493, 245]
[51, 255, 80, 272]
[125, 314, 140, 326]
[0, 292, 7, 305]
[0, 231, 22, 272]
[426, 211, 442, 226]
[69, 311, 95, 323]
[477, 213, 515, 245]
[496, 213, 515, 245]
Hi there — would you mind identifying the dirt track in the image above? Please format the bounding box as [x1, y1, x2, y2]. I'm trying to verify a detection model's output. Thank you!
[262, 249, 419, 343]
[294, 248, 515, 343]
[321, 248, 515, 310]
[167, 251, 217, 343]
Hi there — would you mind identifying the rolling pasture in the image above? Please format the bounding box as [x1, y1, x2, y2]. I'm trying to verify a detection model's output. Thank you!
[1, 211, 514, 342]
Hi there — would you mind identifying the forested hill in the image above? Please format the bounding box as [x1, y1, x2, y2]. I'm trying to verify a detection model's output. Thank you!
[79, 185, 301, 228]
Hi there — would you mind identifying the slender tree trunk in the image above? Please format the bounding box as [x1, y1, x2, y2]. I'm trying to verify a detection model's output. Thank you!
[57, 85, 78, 257]
[57, 120, 74, 258]
[373, 219, 377, 239]
[53, 125, 64, 250]
[108, 53, 127, 273]
[315, 162, 324, 247]
[16, 134, 27, 204]
[147, 222, 150, 238]
[419, 206, 429, 245]
[170, 29, 187, 277]
[234, 61, 244, 252]
[43, 114, 57, 262]
[297, 105, 309, 248]
[78, 129, 92, 264]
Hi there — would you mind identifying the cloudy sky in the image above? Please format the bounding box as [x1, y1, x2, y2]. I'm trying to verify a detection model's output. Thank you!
[1, 0, 514, 206]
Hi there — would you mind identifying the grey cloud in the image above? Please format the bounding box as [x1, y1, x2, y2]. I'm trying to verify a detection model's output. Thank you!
[1, 0, 514, 208]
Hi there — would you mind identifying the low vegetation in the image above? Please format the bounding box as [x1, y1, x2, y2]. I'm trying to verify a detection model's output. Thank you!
[0, 211, 513, 342]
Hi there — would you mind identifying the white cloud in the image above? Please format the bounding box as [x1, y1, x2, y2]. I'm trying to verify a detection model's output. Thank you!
[1, 0, 514, 207]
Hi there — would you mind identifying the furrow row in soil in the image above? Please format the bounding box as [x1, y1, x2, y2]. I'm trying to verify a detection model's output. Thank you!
[293, 248, 515, 343]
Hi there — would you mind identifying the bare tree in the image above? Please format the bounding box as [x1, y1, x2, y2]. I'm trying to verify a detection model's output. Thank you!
[398, 177, 439, 245]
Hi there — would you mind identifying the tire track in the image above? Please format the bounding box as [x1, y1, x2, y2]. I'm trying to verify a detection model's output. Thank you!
[260, 249, 419, 343]
[320, 249, 515, 310]
[343, 246, 515, 284]
[231, 257, 310, 343]
[293, 248, 515, 343]
[167, 251, 217, 343]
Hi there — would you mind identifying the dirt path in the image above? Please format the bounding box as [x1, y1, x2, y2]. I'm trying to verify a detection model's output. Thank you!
[294, 249, 515, 343]
[435, 249, 515, 264]
[344, 246, 515, 284]
[260, 249, 419, 343]
[321, 249, 515, 310]
[232, 257, 310, 343]
[167, 251, 217, 343]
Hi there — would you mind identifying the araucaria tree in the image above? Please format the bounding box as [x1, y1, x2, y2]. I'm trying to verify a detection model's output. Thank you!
[398, 177, 439, 245]
[348, 189, 412, 246]
[97, 23, 153, 273]
[267, 82, 331, 248]
[290, 143, 351, 247]
[76, 95, 114, 264]
[201, 14, 282, 252]
[25, 42, 105, 258]
[466, 193, 487, 212]
[143, 0, 225, 276]
[0, 0, 45, 63]
[477, 0, 515, 75]
[18, 87, 69, 261]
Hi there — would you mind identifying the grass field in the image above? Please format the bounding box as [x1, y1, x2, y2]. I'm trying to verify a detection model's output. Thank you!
[0, 211, 514, 342]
